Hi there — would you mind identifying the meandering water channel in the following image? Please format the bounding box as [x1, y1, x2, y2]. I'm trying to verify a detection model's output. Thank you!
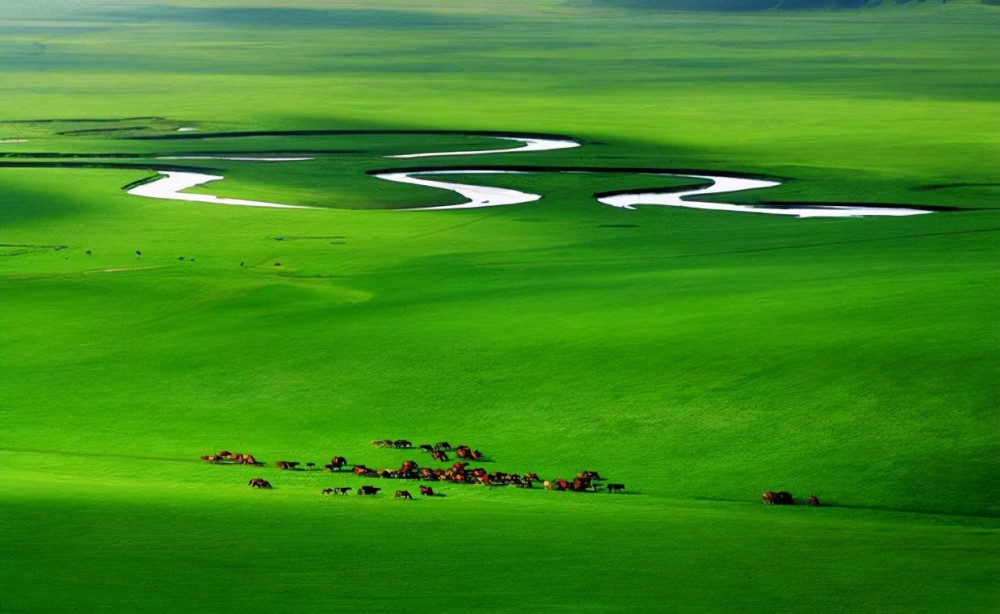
[5, 127, 936, 217]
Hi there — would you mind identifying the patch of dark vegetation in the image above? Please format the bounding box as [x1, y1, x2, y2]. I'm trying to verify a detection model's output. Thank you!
[123, 6, 512, 30]
[0, 161, 224, 174]
[0, 243, 68, 257]
[758, 200, 965, 212]
[0, 150, 360, 159]
[916, 182, 1000, 192]
[0, 117, 164, 124]
[271, 235, 347, 241]
[586, 0, 906, 10]
[1, 153, 160, 159]
[57, 127, 150, 135]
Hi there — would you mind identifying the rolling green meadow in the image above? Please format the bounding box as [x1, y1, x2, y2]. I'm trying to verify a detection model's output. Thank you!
[2, 1, 999, 611]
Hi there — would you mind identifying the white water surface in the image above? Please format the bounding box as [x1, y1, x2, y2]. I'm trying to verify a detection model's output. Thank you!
[374, 170, 541, 210]
[389, 137, 580, 159]
[598, 174, 932, 218]
[176, 127, 198, 132]
[127, 171, 316, 209]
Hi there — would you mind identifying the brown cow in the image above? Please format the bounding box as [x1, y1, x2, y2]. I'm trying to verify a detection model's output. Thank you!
[762, 491, 794, 505]
[419, 485, 434, 496]
[248, 478, 272, 489]
[395, 490, 413, 499]
[275, 461, 299, 470]
[434, 441, 452, 450]
[808, 495, 821, 507]
[240, 454, 260, 466]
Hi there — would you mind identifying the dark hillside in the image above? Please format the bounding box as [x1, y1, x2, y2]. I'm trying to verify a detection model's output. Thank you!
[583, 0, 937, 10]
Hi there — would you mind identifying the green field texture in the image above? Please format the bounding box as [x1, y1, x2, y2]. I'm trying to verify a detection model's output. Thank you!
[2, 1, 999, 612]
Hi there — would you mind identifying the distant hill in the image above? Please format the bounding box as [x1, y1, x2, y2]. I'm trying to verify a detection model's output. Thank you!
[584, 0, 951, 10]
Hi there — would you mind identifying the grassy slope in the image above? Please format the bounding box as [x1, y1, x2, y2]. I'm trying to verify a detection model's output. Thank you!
[2, 1, 999, 612]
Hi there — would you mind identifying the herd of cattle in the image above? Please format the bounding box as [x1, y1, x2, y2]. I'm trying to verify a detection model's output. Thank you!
[200, 440, 626, 497]
[203, 443, 818, 505]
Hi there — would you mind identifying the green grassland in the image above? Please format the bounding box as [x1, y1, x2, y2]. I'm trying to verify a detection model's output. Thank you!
[2, 1, 999, 612]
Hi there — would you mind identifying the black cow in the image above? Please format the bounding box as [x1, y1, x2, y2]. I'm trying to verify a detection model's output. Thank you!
[607, 483, 625, 494]
[248, 478, 272, 489]
[358, 486, 381, 496]
[395, 490, 413, 500]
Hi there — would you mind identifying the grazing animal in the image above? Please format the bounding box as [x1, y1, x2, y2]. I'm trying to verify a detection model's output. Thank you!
[762, 491, 794, 505]
[306, 462, 316, 470]
[455, 446, 472, 459]
[543, 481, 554, 490]
[275, 461, 299, 470]
[432, 450, 449, 462]
[808, 495, 821, 507]
[607, 483, 625, 494]
[419, 444, 434, 453]
[322, 488, 334, 495]
[248, 478, 272, 489]
[419, 485, 434, 496]
[358, 486, 381, 496]
[323, 487, 351, 495]
[434, 442, 452, 450]
[325, 456, 347, 471]
[394, 439, 412, 449]
[470, 449, 484, 460]
[555, 479, 571, 491]
[201, 455, 221, 463]
[353, 465, 370, 476]
[395, 490, 413, 499]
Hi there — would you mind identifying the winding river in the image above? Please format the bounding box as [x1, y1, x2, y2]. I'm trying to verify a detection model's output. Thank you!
[8, 129, 933, 217]
[127, 171, 315, 209]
